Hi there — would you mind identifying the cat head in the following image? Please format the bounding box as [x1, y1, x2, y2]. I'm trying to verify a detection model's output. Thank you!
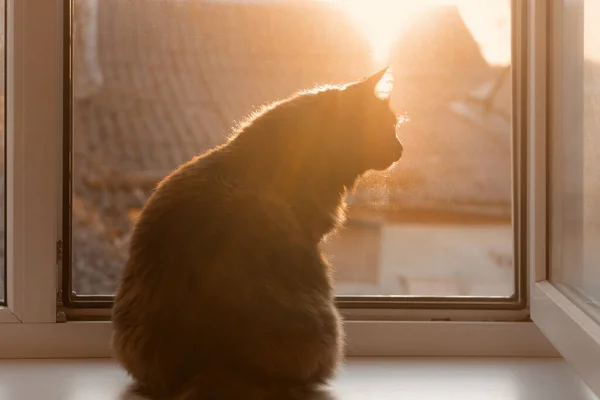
[230, 67, 404, 190]
[333, 67, 403, 174]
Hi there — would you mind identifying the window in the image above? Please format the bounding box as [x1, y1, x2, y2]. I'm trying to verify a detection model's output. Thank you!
[527, 0, 600, 396]
[549, 0, 600, 323]
[5, 0, 600, 386]
[64, 0, 523, 311]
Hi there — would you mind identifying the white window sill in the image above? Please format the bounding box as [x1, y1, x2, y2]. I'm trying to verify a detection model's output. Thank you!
[0, 357, 596, 400]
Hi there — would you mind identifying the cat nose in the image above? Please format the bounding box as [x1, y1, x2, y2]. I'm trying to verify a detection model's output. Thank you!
[395, 142, 403, 159]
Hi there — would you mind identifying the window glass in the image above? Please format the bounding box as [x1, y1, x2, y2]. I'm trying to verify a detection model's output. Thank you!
[71, 0, 514, 298]
[551, 0, 600, 320]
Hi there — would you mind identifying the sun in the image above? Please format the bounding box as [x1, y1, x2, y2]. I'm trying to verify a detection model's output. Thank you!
[341, 0, 430, 65]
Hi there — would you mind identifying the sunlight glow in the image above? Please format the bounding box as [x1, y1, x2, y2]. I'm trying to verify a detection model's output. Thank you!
[342, 0, 429, 65]
[337, 0, 512, 66]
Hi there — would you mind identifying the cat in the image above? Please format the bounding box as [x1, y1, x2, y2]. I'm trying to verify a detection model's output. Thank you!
[111, 67, 403, 400]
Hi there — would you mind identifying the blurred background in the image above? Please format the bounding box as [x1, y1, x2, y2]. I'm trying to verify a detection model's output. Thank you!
[67, 0, 515, 297]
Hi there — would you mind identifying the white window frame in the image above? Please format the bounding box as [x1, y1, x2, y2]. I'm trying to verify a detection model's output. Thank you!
[528, 0, 600, 396]
[0, 0, 561, 361]
[0, 0, 62, 324]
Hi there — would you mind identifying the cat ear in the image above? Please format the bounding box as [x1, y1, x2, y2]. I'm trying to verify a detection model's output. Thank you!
[355, 67, 394, 100]
[362, 66, 389, 90]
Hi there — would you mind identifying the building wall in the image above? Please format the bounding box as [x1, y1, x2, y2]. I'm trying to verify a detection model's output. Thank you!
[327, 219, 513, 297]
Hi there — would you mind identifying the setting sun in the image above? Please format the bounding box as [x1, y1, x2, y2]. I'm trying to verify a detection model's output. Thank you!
[336, 0, 512, 67]
[342, 0, 429, 64]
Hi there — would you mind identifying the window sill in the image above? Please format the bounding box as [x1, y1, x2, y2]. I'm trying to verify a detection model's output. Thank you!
[0, 320, 559, 359]
[0, 357, 596, 400]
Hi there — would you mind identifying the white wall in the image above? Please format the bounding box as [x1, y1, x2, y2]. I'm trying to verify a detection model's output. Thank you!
[332, 223, 514, 297]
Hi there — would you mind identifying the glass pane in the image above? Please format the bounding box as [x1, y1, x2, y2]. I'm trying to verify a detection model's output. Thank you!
[0, 0, 5, 304]
[71, 0, 514, 298]
[551, 0, 600, 320]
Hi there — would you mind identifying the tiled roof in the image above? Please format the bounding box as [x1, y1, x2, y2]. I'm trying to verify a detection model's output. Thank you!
[74, 0, 371, 176]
